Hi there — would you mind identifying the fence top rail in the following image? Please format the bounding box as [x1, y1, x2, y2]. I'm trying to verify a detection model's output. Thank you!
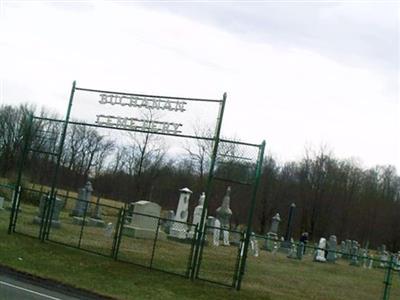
[75, 87, 223, 103]
[32, 116, 65, 122]
[219, 138, 261, 148]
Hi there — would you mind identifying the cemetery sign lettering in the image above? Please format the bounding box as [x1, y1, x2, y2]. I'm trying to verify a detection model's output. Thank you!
[99, 93, 187, 112]
[95, 115, 182, 134]
[95, 92, 187, 134]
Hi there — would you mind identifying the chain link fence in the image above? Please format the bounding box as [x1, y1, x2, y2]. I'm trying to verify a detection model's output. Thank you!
[117, 211, 197, 277]
[243, 235, 400, 300]
[196, 224, 244, 287]
[4, 181, 400, 299]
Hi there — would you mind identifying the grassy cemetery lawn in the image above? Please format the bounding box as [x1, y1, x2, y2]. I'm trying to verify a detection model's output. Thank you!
[0, 202, 399, 299]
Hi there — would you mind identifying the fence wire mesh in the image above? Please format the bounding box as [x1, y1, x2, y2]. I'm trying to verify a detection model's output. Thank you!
[0, 183, 14, 232]
[243, 235, 400, 300]
[4, 181, 400, 299]
[47, 193, 121, 257]
[117, 212, 197, 277]
[196, 225, 244, 287]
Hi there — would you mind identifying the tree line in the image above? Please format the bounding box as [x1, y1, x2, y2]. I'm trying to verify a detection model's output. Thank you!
[1, 103, 399, 250]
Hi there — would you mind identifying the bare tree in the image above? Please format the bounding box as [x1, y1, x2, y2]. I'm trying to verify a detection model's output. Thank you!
[184, 126, 214, 188]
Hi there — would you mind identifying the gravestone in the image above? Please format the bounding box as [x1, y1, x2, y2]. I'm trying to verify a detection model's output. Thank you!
[250, 233, 259, 257]
[326, 235, 337, 263]
[360, 249, 368, 268]
[169, 188, 192, 239]
[105, 222, 114, 237]
[314, 238, 327, 262]
[71, 181, 93, 218]
[162, 210, 175, 234]
[287, 242, 297, 259]
[213, 218, 221, 246]
[123, 201, 166, 240]
[368, 255, 375, 269]
[296, 242, 304, 260]
[0, 196, 4, 210]
[207, 216, 216, 234]
[188, 192, 206, 239]
[231, 225, 242, 246]
[33, 194, 64, 228]
[264, 213, 281, 251]
[339, 240, 346, 258]
[272, 241, 279, 254]
[216, 187, 232, 246]
[343, 239, 352, 259]
[394, 252, 400, 271]
[379, 245, 389, 268]
[88, 196, 105, 227]
[349, 241, 360, 266]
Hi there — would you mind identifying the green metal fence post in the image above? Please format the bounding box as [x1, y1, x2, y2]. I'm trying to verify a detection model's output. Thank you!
[383, 254, 394, 300]
[191, 92, 227, 279]
[42, 81, 76, 241]
[112, 207, 123, 258]
[45, 190, 58, 240]
[8, 113, 33, 234]
[236, 140, 265, 290]
[114, 207, 126, 260]
[194, 223, 208, 279]
[38, 191, 50, 239]
[186, 224, 199, 278]
[150, 218, 161, 269]
[77, 200, 89, 249]
[232, 230, 245, 288]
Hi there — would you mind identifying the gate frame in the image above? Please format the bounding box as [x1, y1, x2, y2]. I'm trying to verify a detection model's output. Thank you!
[8, 81, 265, 290]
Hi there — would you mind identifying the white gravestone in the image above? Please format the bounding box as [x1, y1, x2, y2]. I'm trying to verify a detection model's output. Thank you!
[222, 228, 230, 246]
[123, 201, 166, 240]
[213, 218, 221, 246]
[314, 238, 327, 262]
[361, 250, 368, 268]
[287, 243, 297, 259]
[105, 222, 114, 237]
[216, 187, 232, 246]
[188, 192, 206, 239]
[250, 233, 259, 257]
[71, 181, 93, 218]
[169, 187, 192, 239]
[272, 242, 279, 254]
[264, 213, 281, 251]
[368, 256, 374, 269]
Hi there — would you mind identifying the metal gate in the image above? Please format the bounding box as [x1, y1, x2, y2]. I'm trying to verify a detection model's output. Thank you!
[7, 81, 265, 290]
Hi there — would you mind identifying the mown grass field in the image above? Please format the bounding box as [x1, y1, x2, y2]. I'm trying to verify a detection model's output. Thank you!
[0, 183, 399, 299]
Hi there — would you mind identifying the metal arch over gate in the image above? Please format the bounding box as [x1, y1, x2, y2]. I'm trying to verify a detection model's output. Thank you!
[7, 81, 265, 290]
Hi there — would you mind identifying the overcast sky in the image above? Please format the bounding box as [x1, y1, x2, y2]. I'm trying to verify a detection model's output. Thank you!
[0, 1, 399, 170]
